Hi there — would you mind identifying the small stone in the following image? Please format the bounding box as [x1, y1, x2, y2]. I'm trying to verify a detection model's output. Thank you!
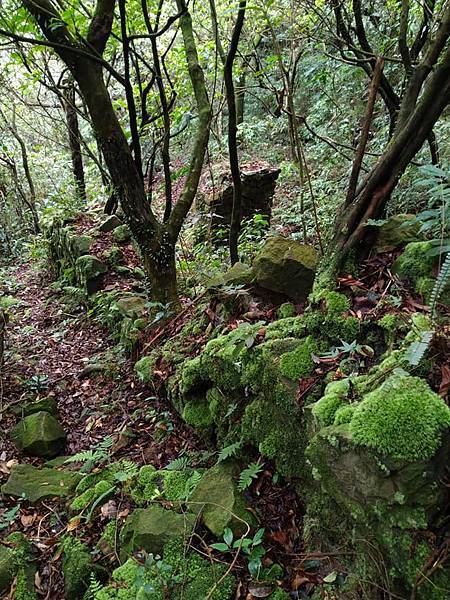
[113, 224, 132, 243]
[120, 506, 196, 558]
[253, 237, 317, 301]
[2, 464, 81, 502]
[99, 215, 122, 232]
[10, 411, 66, 458]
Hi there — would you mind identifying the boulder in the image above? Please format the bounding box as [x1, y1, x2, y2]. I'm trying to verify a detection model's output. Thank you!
[68, 234, 93, 259]
[10, 411, 66, 458]
[373, 214, 421, 252]
[113, 224, 132, 243]
[120, 506, 196, 557]
[115, 294, 147, 318]
[2, 464, 81, 502]
[99, 215, 122, 233]
[189, 463, 255, 536]
[75, 255, 108, 294]
[0, 545, 15, 594]
[253, 237, 317, 301]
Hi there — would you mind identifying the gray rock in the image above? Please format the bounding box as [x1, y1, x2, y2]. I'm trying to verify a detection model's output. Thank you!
[99, 215, 122, 233]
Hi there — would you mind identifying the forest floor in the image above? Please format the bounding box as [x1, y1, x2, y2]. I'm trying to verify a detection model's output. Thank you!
[0, 260, 305, 598]
[1, 240, 449, 598]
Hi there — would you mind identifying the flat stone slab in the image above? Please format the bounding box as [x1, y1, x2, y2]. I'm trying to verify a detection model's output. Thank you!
[1, 464, 81, 503]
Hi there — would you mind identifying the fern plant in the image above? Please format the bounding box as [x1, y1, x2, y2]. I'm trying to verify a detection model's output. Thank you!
[430, 252, 450, 317]
[238, 461, 264, 491]
[65, 436, 114, 473]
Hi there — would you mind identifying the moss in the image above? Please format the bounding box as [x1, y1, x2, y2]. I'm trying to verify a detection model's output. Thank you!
[350, 373, 450, 461]
[182, 400, 213, 428]
[128, 465, 160, 506]
[134, 354, 157, 383]
[70, 479, 113, 512]
[279, 336, 319, 380]
[268, 589, 291, 599]
[277, 302, 296, 319]
[179, 356, 209, 395]
[61, 535, 95, 600]
[392, 241, 435, 288]
[6, 533, 36, 600]
[98, 520, 119, 555]
[321, 291, 350, 316]
[312, 395, 346, 427]
[265, 316, 304, 340]
[162, 470, 194, 502]
[334, 404, 356, 425]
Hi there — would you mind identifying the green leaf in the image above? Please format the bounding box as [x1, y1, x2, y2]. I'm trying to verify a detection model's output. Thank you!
[223, 527, 233, 547]
[323, 571, 338, 583]
[210, 542, 230, 552]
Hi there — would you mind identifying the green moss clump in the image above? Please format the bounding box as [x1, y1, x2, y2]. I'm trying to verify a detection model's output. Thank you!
[321, 291, 350, 316]
[350, 373, 450, 460]
[162, 470, 194, 502]
[334, 404, 356, 425]
[279, 336, 319, 380]
[6, 533, 36, 600]
[277, 302, 296, 319]
[134, 355, 157, 383]
[268, 589, 291, 600]
[312, 395, 346, 427]
[182, 400, 213, 428]
[128, 465, 160, 506]
[392, 241, 435, 288]
[179, 356, 208, 395]
[61, 535, 95, 600]
[265, 316, 304, 340]
[70, 479, 113, 512]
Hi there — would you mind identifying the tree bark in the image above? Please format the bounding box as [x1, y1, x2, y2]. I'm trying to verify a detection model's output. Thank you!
[62, 77, 87, 202]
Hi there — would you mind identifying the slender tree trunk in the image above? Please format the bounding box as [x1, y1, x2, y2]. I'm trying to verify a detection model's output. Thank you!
[62, 77, 87, 202]
[225, 0, 247, 265]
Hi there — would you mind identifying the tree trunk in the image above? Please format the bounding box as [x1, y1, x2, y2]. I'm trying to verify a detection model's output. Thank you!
[62, 77, 87, 202]
[225, 0, 247, 265]
[318, 7, 450, 290]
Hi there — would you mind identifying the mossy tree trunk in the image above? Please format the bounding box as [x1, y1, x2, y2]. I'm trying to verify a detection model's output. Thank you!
[21, 0, 211, 308]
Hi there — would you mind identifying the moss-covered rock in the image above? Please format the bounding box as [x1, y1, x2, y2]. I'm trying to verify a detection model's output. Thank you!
[5, 533, 36, 600]
[189, 462, 255, 536]
[392, 241, 436, 290]
[99, 215, 122, 232]
[120, 506, 196, 558]
[10, 411, 66, 458]
[115, 295, 147, 318]
[350, 372, 450, 461]
[0, 545, 15, 594]
[62, 535, 98, 600]
[373, 214, 421, 252]
[1, 463, 81, 502]
[113, 224, 132, 243]
[253, 236, 317, 300]
[70, 479, 115, 513]
[75, 255, 108, 294]
[11, 396, 57, 417]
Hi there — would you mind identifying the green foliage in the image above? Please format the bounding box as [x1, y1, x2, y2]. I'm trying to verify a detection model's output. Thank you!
[210, 527, 266, 579]
[312, 395, 346, 427]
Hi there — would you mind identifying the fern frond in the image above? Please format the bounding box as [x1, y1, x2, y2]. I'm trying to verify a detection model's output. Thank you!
[165, 456, 190, 471]
[238, 461, 264, 491]
[217, 441, 242, 463]
[405, 331, 434, 366]
[430, 252, 450, 316]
